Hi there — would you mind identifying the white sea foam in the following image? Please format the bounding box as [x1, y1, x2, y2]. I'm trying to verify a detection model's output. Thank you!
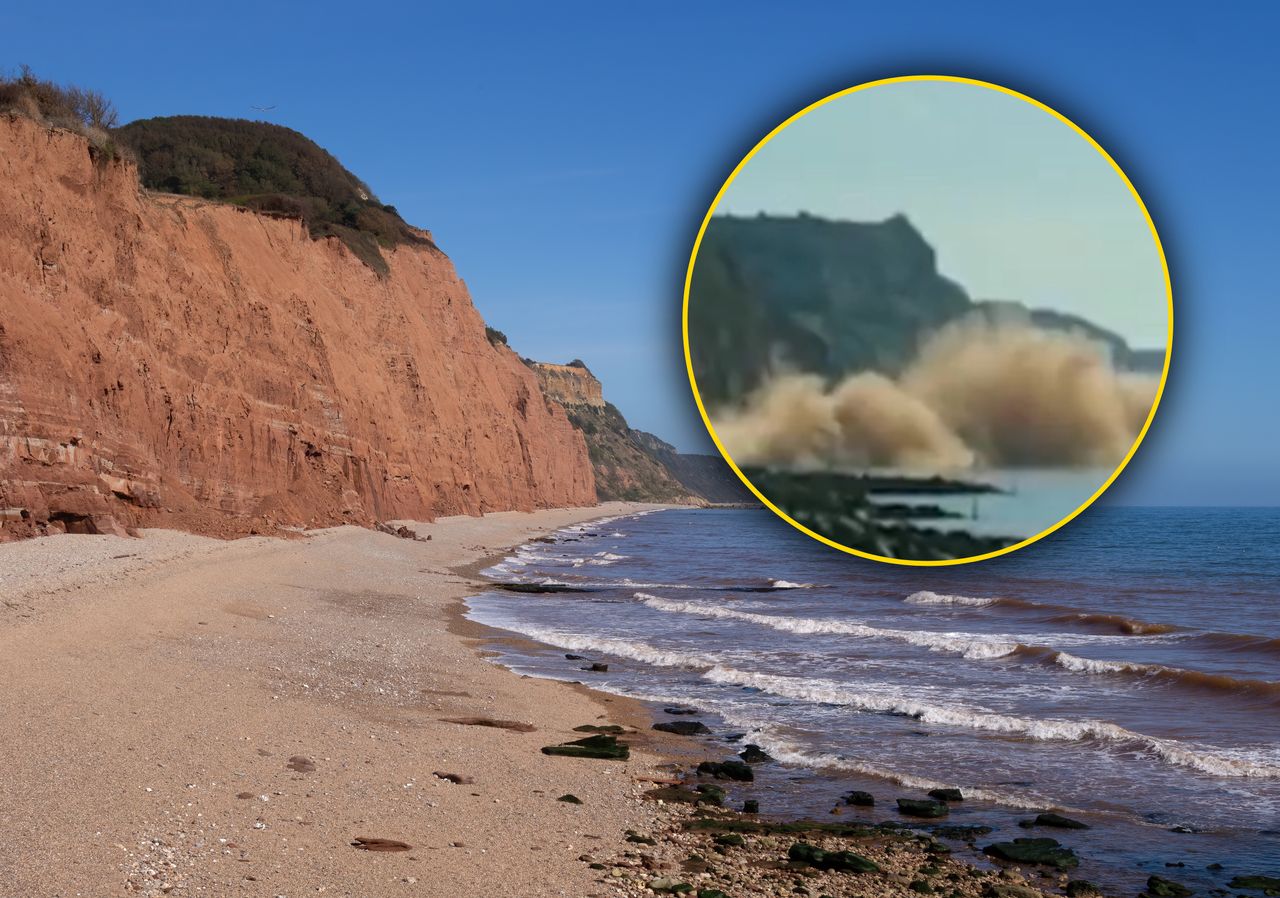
[698, 666, 1280, 779]
[636, 593, 1020, 660]
[905, 590, 998, 607]
[771, 579, 813, 589]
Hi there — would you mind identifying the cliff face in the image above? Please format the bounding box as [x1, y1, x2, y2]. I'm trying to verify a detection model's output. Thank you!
[0, 115, 596, 540]
[688, 213, 1158, 409]
[531, 361, 604, 408]
[530, 362, 695, 503]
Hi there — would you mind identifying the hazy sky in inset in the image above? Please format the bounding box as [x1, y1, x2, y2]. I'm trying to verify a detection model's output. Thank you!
[719, 80, 1168, 348]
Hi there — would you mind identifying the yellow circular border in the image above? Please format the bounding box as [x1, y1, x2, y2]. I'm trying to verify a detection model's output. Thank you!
[682, 74, 1174, 567]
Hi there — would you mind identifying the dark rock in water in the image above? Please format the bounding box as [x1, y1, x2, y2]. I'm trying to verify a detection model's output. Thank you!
[351, 837, 411, 852]
[1169, 824, 1201, 833]
[1228, 874, 1280, 893]
[541, 733, 630, 760]
[897, 798, 949, 818]
[572, 724, 625, 734]
[654, 721, 711, 736]
[697, 760, 754, 781]
[742, 799, 759, 814]
[787, 840, 880, 873]
[496, 582, 593, 593]
[928, 788, 964, 802]
[723, 732, 746, 742]
[1165, 861, 1186, 867]
[565, 653, 586, 660]
[1064, 881, 1101, 897]
[1030, 812, 1090, 830]
[557, 793, 582, 804]
[738, 743, 773, 764]
[982, 837, 1079, 870]
[843, 790, 875, 807]
[581, 662, 609, 672]
[1144, 875, 1193, 897]
[1205, 863, 1223, 871]
[663, 706, 699, 716]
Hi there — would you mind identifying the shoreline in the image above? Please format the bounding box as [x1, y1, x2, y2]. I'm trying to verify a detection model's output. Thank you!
[0, 505, 1246, 898]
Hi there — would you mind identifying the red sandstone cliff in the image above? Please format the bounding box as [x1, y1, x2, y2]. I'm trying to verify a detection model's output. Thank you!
[0, 114, 596, 540]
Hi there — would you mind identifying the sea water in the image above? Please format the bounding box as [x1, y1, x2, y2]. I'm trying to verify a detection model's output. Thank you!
[465, 506, 1280, 891]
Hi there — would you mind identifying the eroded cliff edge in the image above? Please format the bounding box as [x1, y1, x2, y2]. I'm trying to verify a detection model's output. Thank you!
[0, 114, 596, 540]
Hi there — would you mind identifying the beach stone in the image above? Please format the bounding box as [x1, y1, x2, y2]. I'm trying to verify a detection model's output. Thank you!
[1064, 881, 1101, 896]
[557, 793, 582, 804]
[286, 755, 316, 773]
[696, 783, 727, 804]
[654, 721, 712, 736]
[541, 733, 630, 760]
[713, 833, 746, 848]
[928, 788, 964, 802]
[663, 707, 699, 715]
[842, 790, 875, 806]
[897, 798, 949, 818]
[432, 771, 474, 785]
[1145, 875, 1193, 897]
[983, 838, 1079, 870]
[1228, 875, 1280, 894]
[739, 743, 773, 764]
[742, 799, 760, 814]
[983, 885, 1041, 898]
[572, 724, 624, 734]
[697, 760, 754, 781]
[581, 662, 608, 672]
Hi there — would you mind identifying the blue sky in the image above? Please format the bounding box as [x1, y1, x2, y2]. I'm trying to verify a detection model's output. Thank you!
[4, 2, 1277, 505]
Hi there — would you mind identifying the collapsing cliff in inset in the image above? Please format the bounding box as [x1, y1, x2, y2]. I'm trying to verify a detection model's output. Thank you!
[713, 318, 1159, 471]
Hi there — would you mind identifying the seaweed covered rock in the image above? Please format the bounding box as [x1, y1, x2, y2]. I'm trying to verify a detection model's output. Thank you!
[897, 798, 949, 818]
[983, 837, 1079, 870]
[541, 733, 629, 760]
[697, 760, 755, 781]
[1228, 874, 1280, 895]
[787, 841, 880, 873]
[1144, 875, 1193, 897]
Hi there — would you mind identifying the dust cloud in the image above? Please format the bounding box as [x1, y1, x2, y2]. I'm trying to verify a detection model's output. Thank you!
[711, 319, 1160, 471]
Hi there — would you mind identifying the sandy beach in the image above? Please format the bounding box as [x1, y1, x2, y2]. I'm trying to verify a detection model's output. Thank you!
[0, 503, 680, 897]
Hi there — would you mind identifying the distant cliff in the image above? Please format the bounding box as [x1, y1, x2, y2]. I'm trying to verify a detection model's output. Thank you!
[689, 213, 1163, 408]
[530, 362, 751, 505]
[0, 114, 596, 540]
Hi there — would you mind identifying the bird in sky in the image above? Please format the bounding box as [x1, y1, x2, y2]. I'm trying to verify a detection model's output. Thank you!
[250, 104, 277, 112]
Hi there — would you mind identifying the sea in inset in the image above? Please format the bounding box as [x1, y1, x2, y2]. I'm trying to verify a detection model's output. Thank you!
[466, 506, 1280, 893]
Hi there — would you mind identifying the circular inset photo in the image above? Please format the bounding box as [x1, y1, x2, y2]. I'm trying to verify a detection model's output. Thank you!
[684, 76, 1171, 565]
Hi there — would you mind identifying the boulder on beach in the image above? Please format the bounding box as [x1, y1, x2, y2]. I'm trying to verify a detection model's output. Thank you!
[982, 837, 1079, 870]
[897, 798, 949, 818]
[843, 790, 875, 806]
[654, 720, 711, 736]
